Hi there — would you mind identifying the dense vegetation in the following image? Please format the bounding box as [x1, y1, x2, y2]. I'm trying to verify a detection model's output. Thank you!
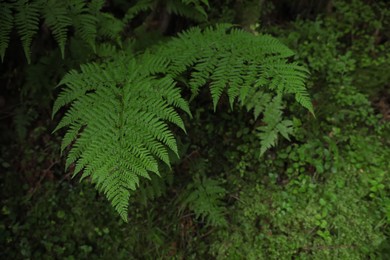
[1, 0, 389, 258]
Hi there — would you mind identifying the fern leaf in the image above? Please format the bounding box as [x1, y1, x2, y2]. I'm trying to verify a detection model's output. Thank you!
[0, 2, 14, 62]
[54, 24, 312, 219]
[257, 95, 283, 156]
[15, 0, 41, 63]
[75, 14, 97, 52]
[166, 0, 208, 22]
[264, 60, 313, 114]
[68, 0, 98, 52]
[43, 0, 72, 58]
[276, 119, 293, 141]
[189, 47, 219, 97]
[179, 176, 227, 227]
[123, 0, 154, 23]
[209, 54, 231, 110]
[54, 56, 190, 221]
[87, 0, 105, 15]
[97, 13, 124, 46]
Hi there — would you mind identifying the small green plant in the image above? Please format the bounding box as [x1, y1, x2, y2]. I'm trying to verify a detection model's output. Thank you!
[178, 173, 227, 227]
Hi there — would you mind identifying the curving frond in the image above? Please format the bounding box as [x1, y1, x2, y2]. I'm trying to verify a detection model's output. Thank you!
[156, 25, 312, 153]
[166, 0, 208, 22]
[43, 0, 72, 58]
[0, 2, 14, 62]
[15, 0, 41, 63]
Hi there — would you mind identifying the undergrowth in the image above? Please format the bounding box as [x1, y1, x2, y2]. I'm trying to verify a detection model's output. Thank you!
[1, 0, 390, 259]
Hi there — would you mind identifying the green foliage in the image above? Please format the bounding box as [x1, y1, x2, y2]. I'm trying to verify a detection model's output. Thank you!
[177, 161, 227, 227]
[53, 56, 190, 221]
[158, 24, 312, 153]
[0, 0, 123, 62]
[179, 175, 227, 227]
[158, 25, 312, 112]
[53, 24, 312, 220]
[1, 181, 137, 259]
[209, 169, 386, 259]
[42, 0, 72, 58]
[14, 0, 41, 64]
[2, 0, 390, 259]
[124, 0, 209, 23]
[0, 2, 15, 62]
[256, 94, 293, 156]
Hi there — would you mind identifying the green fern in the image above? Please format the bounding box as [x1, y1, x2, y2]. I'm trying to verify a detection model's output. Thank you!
[178, 175, 227, 227]
[15, 0, 41, 64]
[1, 0, 123, 63]
[67, 0, 101, 52]
[137, 169, 174, 205]
[157, 25, 306, 107]
[156, 25, 312, 153]
[256, 95, 293, 156]
[123, 0, 155, 23]
[0, 2, 14, 62]
[123, 0, 209, 23]
[54, 24, 312, 220]
[43, 0, 72, 58]
[53, 55, 190, 221]
[166, 0, 209, 21]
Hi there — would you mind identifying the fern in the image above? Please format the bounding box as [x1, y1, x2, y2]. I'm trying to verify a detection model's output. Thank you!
[137, 169, 174, 205]
[54, 24, 312, 220]
[0, 2, 14, 62]
[15, 0, 41, 64]
[123, 0, 155, 23]
[123, 0, 209, 23]
[256, 95, 293, 156]
[0, 0, 124, 63]
[166, 0, 209, 22]
[53, 55, 190, 221]
[178, 175, 227, 227]
[68, 0, 100, 52]
[157, 25, 305, 105]
[43, 0, 72, 58]
[156, 25, 312, 154]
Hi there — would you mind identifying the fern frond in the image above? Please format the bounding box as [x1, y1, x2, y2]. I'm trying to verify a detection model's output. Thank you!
[156, 25, 311, 154]
[54, 56, 190, 221]
[179, 176, 227, 227]
[264, 60, 313, 114]
[54, 24, 311, 219]
[137, 170, 174, 205]
[97, 13, 124, 46]
[0, 2, 14, 62]
[15, 0, 41, 63]
[123, 0, 155, 23]
[159, 25, 310, 111]
[257, 95, 293, 156]
[2, 0, 110, 62]
[166, 0, 208, 22]
[52, 63, 103, 118]
[87, 0, 105, 15]
[241, 88, 272, 120]
[75, 14, 98, 52]
[67, 0, 98, 52]
[43, 0, 72, 58]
